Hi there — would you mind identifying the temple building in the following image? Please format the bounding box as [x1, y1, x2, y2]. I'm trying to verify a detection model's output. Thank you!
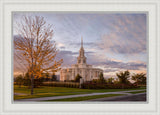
[60, 37, 103, 82]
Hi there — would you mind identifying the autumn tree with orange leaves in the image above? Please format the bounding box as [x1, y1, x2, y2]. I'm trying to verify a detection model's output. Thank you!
[14, 16, 63, 95]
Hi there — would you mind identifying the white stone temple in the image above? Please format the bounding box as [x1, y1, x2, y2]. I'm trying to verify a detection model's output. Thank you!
[60, 37, 103, 82]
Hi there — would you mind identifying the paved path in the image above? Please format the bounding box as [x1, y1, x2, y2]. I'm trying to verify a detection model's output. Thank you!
[15, 89, 145, 102]
[86, 93, 146, 101]
[14, 93, 28, 96]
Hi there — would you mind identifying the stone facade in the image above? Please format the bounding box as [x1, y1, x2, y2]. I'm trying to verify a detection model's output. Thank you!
[60, 37, 103, 82]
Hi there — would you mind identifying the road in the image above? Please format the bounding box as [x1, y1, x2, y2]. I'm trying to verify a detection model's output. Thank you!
[15, 89, 146, 102]
[87, 93, 146, 101]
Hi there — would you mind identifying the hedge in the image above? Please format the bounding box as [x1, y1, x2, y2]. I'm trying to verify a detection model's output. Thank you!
[42, 81, 79, 88]
[81, 83, 139, 89]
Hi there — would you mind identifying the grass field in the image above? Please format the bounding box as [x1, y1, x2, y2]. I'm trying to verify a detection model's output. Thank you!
[128, 90, 146, 94]
[45, 94, 125, 101]
[14, 85, 146, 100]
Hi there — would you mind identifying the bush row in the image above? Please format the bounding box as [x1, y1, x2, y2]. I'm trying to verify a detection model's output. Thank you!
[81, 83, 139, 89]
[42, 81, 80, 88]
[81, 83, 107, 89]
[106, 84, 139, 89]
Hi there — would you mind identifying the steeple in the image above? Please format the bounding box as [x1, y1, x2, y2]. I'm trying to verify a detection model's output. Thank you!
[81, 36, 83, 48]
[77, 36, 86, 64]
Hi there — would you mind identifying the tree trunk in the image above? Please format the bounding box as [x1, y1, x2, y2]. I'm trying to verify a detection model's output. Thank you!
[31, 74, 34, 95]
[31, 56, 34, 95]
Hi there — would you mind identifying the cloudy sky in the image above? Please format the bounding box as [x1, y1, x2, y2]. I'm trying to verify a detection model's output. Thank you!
[13, 12, 147, 78]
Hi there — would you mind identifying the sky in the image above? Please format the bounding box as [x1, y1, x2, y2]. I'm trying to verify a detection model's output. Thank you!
[13, 12, 147, 79]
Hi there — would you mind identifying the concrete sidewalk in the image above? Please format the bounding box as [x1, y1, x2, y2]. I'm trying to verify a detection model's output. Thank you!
[15, 89, 146, 102]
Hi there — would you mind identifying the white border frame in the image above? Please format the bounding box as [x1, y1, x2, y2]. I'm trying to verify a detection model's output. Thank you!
[0, 0, 159, 115]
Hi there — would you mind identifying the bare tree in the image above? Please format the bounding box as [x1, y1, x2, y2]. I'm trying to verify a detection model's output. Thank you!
[14, 16, 63, 95]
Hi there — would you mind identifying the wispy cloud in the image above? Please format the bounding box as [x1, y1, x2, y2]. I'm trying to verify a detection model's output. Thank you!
[98, 14, 146, 55]
[13, 13, 147, 77]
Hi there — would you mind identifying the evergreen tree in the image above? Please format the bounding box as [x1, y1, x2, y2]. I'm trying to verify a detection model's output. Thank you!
[132, 73, 146, 85]
[116, 70, 130, 84]
[75, 74, 82, 82]
[51, 73, 57, 81]
[15, 75, 24, 88]
[99, 73, 105, 83]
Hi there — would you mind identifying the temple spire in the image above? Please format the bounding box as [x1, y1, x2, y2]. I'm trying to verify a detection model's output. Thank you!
[81, 36, 83, 48]
[77, 36, 86, 64]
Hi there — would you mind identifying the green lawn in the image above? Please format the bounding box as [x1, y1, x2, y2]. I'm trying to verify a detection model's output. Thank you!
[128, 90, 146, 94]
[45, 94, 124, 101]
[14, 85, 146, 100]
